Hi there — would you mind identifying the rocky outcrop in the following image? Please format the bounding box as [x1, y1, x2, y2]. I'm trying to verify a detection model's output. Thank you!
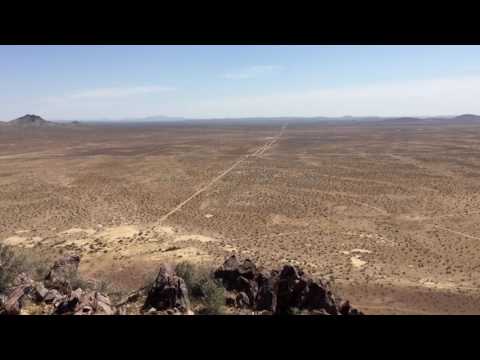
[0, 255, 114, 315]
[0, 273, 35, 315]
[0, 254, 362, 315]
[54, 288, 114, 315]
[143, 264, 191, 314]
[214, 255, 363, 315]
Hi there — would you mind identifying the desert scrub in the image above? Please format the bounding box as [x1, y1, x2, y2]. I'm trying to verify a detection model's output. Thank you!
[0, 244, 50, 292]
[0, 244, 26, 292]
[175, 262, 225, 315]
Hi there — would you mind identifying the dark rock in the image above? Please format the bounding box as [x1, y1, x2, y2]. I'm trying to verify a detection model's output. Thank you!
[31, 282, 49, 302]
[238, 259, 257, 280]
[2, 273, 35, 315]
[74, 291, 114, 315]
[235, 292, 250, 308]
[210, 256, 363, 315]
[302, 280, 337, 314]
[274, 278, 291, 314]
[44, 289, 63, 304]
[215, 256, 260, 306]
[214, 255, 241, 290]
[54, 293, 81, 315]
[225, 292, 237, 307]
[143, 264, 190, 313]
[290, 276, 308, 308]
[255, 271, 275, 311]
[236, 275, 257, 306]
[339, 300, 351, 315]
[52, 287, 113, 315]
[279, 265, 300, 281]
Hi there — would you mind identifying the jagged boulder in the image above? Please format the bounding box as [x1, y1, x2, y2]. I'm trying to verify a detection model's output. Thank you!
[43, 289, 64, 305]
[143, 264, 191, 313]
[302, 280, 338, 314]
[238, 259, 257, 280]
[53, 288, 83, 315]
[214, 256, 363, 315]
[53, 288, 114, 315]
[214, 255, 241, 290]
[1, 273, 35, 315]
[214, 255, 261, 307]
[44, 255, 81, 294]
[339, 300, 362, 315]
[0, 273, 68, 315]
[254, 271, 276, 311]
[75, 291, 114, 315]
[31, 282, 49, 302]
[235, 291, 250, 308]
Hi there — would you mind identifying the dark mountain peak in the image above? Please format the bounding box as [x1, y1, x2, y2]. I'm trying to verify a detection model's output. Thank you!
[9, 114, 52, 126]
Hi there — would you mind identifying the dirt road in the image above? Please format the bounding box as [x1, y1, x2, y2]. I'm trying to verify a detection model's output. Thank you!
[158, 124, 287, 223]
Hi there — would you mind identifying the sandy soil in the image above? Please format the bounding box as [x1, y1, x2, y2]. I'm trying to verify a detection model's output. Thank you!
[2, 120, 480, 314]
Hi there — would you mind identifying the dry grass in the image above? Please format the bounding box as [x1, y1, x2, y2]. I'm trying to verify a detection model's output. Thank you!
[175, 262, 224, 314]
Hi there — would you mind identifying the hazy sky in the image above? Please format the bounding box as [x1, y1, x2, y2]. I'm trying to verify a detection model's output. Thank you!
[2, 45, 480, 120]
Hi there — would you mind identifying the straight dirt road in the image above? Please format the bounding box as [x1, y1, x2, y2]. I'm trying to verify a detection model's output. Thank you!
[158, 124, 288, 223]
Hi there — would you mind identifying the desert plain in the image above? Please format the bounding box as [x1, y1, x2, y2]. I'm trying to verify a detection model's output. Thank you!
[2, 118, 480, 314]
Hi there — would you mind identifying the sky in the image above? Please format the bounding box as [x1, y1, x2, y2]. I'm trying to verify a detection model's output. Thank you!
[2, 45, 480, 120]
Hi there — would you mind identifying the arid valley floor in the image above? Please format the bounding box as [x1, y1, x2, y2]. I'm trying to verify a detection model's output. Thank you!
[2, 119, 480, 314]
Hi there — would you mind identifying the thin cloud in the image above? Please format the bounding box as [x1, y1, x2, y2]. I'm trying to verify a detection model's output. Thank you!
[188, 74, 480, 117]
[69, 85, 175, 99]
[222, 65, 284, 79]
[23, 74, 480, 119]
[35, 85, 176, 119]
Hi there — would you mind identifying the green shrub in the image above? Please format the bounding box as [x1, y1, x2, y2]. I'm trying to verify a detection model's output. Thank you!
[0, 244, 26, 292]
[0, 244, 52, 292]
[175, 262, 225, 315]
[195, 277, 225, 315]
[68, 272, 92, 291]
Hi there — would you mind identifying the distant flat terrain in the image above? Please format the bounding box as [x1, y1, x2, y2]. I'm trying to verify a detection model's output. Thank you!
[2, 119, 480, 314]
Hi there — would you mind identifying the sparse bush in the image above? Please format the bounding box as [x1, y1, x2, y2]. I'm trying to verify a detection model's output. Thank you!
[140, 271, 157, 294]
[0, 243, 26, 292]
[95, 279, 112, 294]
[175, 262, 196, 291]
[68, 272, 92, 291]
[195, 277, 225, 315]
[175, 261, 225, 315]
[0, 244, 50, 292]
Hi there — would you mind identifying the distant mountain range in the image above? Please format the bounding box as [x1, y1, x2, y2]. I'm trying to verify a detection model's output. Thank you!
[2, 114, 480, 127]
